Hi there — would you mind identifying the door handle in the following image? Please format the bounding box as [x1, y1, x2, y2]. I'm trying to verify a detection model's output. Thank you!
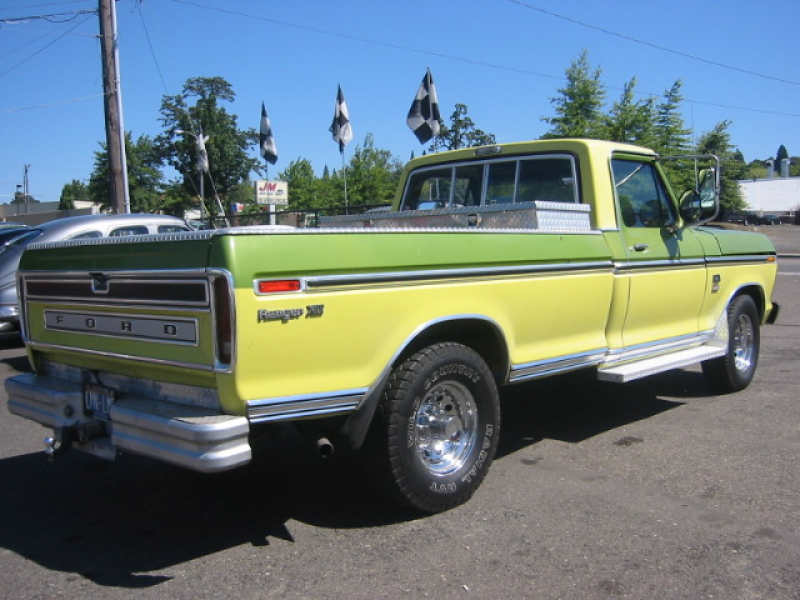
[632, 244, 649, 252]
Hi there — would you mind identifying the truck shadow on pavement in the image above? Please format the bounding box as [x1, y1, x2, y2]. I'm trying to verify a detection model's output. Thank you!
[0, 366, 714, 589]
[495, 369, 705, 458]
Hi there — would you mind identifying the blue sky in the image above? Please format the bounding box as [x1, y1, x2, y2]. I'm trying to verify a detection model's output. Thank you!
[1, 0, 798, 205]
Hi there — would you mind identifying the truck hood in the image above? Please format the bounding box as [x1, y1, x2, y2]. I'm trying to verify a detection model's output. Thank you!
[695, 227, 776, 256]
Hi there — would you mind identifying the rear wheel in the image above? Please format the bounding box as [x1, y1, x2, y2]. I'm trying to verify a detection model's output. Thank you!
[369, 343, 500, 513]
[702, 295, 760, 392]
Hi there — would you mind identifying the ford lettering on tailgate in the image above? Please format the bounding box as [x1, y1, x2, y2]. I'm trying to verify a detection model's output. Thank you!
[44, 310, 198, 344]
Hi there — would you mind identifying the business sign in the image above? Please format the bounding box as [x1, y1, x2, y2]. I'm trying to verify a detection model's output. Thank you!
[255, 180, 289, 205]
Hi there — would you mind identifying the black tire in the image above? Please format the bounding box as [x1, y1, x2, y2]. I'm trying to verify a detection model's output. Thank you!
[702, 295, 760, 393]
[368, 342, 501, 513]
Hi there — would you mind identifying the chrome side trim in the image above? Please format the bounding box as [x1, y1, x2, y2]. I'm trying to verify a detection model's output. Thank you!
[509, 349, 607, 383]
[614, 258, 706, 272]
[305, 261, 614, 289]
[705, 254, 777, 266]
[602, 331, 716, 365]
[247, 389, 366, 424]
[208, 226, 603, 236]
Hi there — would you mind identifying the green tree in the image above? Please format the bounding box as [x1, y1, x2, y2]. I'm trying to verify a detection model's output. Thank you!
[790, 157, 800, 177]
[695, 121, 746, 212]
[429, 104, 495, 151]
[157, 76, 259, 216]
[88, 133, 165, 213]
[653, 80, 694, 193]
[58, 179, 88, 210]
[346, 134, 403, 205]
[279, 158, 317, 208]
[542, 50, 606, 139]
[11, 191, 37, 205]
[603, 77, 656, 146]
[653, 80, 692, 156]
[314, 166, 344, 209]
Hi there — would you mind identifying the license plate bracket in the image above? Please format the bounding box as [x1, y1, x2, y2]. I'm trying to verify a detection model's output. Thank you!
[84, 383, 115, 421]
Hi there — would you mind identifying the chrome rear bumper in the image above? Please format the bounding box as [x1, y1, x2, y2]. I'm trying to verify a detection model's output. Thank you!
[5, 373, 251, 473]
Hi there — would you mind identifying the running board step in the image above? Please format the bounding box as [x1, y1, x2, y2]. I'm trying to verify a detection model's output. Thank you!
[597, 346, 726, 383]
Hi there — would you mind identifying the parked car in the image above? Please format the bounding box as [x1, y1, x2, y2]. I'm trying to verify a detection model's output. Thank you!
[721, 212, 751, 225]
[756, 214, 781, 226]
[0, 224, 30, 246]
[0, 214, 190, 336]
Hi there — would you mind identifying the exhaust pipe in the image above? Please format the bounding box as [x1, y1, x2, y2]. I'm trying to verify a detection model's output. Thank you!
[316, 436, 334, 457]
[297, 423, 335, 457]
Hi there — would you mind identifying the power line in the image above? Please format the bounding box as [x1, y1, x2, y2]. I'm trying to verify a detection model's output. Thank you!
[133, 0, 170, 94]
[168, 0, 563, 83]
[0, 1, 91, 10]
[0, 8, 96, 24]
[0, 14, 92, 80]
[167, 0, 799, 120]
[1, 93, 106, 114]
[505, 0, 800, 87]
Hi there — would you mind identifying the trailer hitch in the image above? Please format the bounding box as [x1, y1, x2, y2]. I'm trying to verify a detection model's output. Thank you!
[43, 427, 75, 462]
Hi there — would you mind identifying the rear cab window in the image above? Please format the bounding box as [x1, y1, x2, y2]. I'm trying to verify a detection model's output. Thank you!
[401, 154, 579, 210]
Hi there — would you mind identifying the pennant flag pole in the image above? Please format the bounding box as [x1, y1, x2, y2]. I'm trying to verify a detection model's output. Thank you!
[260, 101, 278, 179]
[407, 68, 441, 145]
[329, 85, 353, 208]
[259, 102, 279, 224]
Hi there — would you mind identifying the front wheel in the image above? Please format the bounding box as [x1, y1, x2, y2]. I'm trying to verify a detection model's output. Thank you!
[368, 343, 501, 513]
[702, 295, 760, 393]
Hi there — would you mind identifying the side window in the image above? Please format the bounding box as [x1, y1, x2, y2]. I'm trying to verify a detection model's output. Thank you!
[402, 168, 451, 210]
[158, 225, 189, 233]
[612, 159, 676, 228]
[69, 231, 102, 240]
[485, 161, 517, 205]
[452, 164, 484, 207]
[517, 158, 577, 203]
[110, 226, 149, 237]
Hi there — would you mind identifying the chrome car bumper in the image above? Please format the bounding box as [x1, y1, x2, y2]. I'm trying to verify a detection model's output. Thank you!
[5, 373, 251, 472]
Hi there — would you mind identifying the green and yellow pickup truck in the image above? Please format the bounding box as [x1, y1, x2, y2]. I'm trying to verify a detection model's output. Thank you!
[6, 139, 779, 513]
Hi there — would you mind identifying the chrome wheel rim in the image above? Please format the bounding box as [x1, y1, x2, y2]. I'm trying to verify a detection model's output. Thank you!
[414, 381, 478, 476]
[732, 312, 755, 372]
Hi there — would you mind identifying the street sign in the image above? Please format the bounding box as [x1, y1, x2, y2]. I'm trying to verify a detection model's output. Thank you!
[255, 180, 289, 205]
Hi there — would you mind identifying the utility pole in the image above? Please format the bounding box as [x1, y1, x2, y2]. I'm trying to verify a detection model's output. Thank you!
[98, 0, 129, 214]
[23, 164, 30, 214]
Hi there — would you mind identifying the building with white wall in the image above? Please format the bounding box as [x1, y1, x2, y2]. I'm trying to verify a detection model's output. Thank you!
[738, 177, 800, 217]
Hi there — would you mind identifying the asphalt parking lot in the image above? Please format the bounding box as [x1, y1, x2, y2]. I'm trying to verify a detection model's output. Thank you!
[0, 225, 798, 599]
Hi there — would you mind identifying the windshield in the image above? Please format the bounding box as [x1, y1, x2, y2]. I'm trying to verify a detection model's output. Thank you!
[7, 229, 43, 248]
[0, 228, 29, 246]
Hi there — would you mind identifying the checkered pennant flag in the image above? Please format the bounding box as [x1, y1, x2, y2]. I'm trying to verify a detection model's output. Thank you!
[407, 68, 441, 144]
[329, 85, 353, 154]
[259, 102, 278, 165]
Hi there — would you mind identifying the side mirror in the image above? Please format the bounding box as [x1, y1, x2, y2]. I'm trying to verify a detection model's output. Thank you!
[679, 166, 719, 225]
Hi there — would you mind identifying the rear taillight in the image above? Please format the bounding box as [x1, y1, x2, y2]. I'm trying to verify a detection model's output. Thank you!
[213, 276, 233, 367]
